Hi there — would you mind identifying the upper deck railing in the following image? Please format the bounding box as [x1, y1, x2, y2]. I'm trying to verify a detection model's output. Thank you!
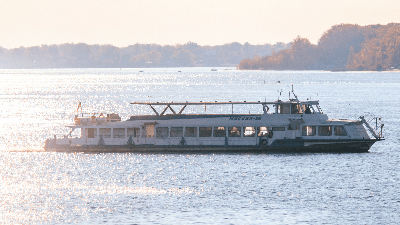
[73, 113, 121, 125]
[130, 100, 322, 116]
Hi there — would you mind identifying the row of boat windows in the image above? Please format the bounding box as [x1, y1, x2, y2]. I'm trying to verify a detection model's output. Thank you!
[302, 126, 347, 136]
[277, 104, 314, 114]
[155, 127, 284, 138]
[86, 125, 347, 138]
[86, 127, 284, 138]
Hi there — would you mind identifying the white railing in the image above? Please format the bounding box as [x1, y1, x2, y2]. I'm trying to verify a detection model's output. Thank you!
[359, 116, 384, 139]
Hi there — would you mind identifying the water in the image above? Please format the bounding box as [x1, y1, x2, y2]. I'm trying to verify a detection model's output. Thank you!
[0, 68, 399, 224]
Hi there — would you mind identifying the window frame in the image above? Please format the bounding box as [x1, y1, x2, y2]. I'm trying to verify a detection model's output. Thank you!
[334, 126, 347, 136]
[213, 127, 226, 137]
[318, 126, 332, 136]
[302, 126, 316, 136]
[170, 127, 183, 137]
[199, 127, 212, 137]
[228, 127, 241, 137]
[184, 127, 198, 137]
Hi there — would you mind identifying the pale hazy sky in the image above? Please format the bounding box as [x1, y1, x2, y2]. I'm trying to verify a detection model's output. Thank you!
[1, 0, 399, 48]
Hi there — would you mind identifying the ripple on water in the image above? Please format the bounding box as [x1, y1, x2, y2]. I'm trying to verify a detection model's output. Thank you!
[0, 69, 399, 224]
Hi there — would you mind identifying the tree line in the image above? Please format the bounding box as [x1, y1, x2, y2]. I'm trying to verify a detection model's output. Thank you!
[238, 23, 400, 71]
[0, 42, 289, 69]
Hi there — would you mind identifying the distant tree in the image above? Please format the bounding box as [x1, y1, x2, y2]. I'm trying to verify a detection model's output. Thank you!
[289, 36, 318, 69]
[317, 24, 365, 69]
[172, 48, 195, 66]
[0, 47, 5, 68]
[237, 58, 253, 70]
[346, 23, 400, 70]
[238, 23, 400, 71]
[0, 41, 289, 68]
[91, 44, 120, 67]
[238, 36, 315, 70]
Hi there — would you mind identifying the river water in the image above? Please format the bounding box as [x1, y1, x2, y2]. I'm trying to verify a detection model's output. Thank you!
[0, 68, 399, 224]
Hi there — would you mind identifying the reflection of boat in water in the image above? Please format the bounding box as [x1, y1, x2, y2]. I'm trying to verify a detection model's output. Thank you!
[45, 89, 384, 153]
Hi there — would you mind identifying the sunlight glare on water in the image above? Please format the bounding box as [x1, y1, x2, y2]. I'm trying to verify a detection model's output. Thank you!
[0, 68, 399, 224]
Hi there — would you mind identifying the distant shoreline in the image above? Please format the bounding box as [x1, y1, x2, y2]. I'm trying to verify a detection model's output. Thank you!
[1, 67, 399, 73]
[0, 42, 289, 69]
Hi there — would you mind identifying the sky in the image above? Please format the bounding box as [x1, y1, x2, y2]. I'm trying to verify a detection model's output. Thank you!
[1, 0, 400, 49]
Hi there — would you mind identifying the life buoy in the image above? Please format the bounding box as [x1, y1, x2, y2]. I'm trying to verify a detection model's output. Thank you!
[268, 131, 273, 138]
[260, 139, 268, 145]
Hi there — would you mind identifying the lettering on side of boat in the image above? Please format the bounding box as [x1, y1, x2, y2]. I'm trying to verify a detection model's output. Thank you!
[229, 116, 261, 121]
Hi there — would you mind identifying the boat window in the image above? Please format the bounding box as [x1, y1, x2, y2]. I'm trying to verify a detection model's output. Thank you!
[302, 126, 316, 136]
[244, 127, 256, 137]
[228, 127, 241, 137]
[291, 104, 299, 114]
[156, 127, 169, 138]
[304, 105, 312, 114]
[127, 128, 140, 137]
[318, 126, 332, 136]
[199, 127, 212, 137]
[278, 104, 290, 114]
[87, 128, 96, 138]
[272, 127, 285, 131]
[170, 127, 183, 137]
[113, 128, 125, 138]
[257, 127, 269, 137]
[185, 127, 197, 137]
[334, 126, 347, 136]
[213, 127, 226, 137]
[99, 128, 111, 138]
[142, 125, 155, 137]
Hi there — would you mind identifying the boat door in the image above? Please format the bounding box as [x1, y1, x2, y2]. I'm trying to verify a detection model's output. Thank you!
[285, 118, 304, 139]
[285, 130, 296, 139]
[141, 123, 156, 144]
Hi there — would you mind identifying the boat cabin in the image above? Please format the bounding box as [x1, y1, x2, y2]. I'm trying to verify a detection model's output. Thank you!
[274, 100, 321, 114]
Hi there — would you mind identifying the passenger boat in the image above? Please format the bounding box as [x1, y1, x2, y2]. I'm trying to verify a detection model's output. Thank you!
[44, 88, 384, 153]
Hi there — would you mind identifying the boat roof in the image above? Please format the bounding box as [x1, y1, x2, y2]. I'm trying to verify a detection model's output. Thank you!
[127, 114, 262, 121]
[130, 100, 319, 106]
